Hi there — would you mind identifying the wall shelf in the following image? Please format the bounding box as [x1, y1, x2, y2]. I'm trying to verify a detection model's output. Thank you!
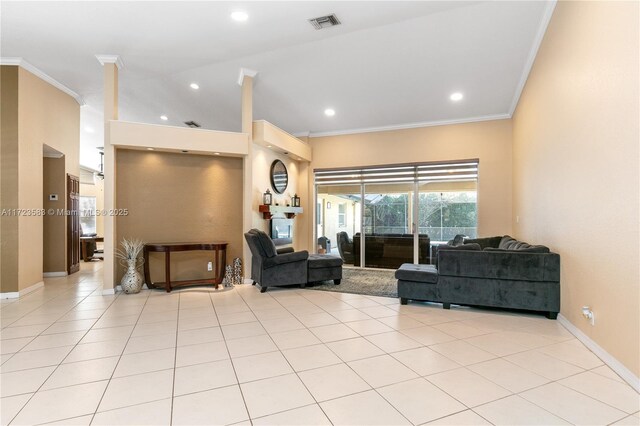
[259, 204, 303, 219]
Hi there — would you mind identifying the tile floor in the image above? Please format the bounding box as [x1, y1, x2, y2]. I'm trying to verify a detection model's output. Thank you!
[1, 263, 638, 426]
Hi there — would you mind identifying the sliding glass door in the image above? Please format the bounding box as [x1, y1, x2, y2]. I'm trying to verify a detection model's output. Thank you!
[315, 161, 478, 269]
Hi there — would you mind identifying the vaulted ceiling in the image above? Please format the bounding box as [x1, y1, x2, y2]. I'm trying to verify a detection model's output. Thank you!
[1, 1, 554, 169]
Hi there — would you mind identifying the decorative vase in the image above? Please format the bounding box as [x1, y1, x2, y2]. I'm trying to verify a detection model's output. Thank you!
[223, 265, 234, 288]
[233, 258, 242, 284]
[121, 258, 143, 294]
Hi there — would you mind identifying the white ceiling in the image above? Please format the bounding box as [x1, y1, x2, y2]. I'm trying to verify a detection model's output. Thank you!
[1, 1, 554, 169]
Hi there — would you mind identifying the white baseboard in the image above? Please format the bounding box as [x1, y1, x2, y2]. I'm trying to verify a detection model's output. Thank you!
[43, 272, 67, 277]
[558, 314, 640, 392]
[101, 287, 116, 295]
[0, 281, 44, 299]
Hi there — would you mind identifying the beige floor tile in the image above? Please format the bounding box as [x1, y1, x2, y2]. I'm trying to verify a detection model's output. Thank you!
[282, 344, 342, 372]
[464, 332, 530, 356]
[42, 356, 118, 390]
[538, 340, 604, 369]
[80, 325, 134, 344]
[226, 334, 278, 358]
[270, 329, 321, 350]
[177, 326, 223, 346]
[42, 319, 96, 335]
[218, 311, 257, 326]
[253, 308, 293, 321]
[240, 373, 315, 418]
[123, 332, 176, 354]
[505, 349, 584, 380]
[260, 317, 305, 334]
[1, 393, 34, 425]
[21, 330, 85, 352]
[400, 325, 457, 345]
[521, 382, 627, 425]
[425, 409, 491, 425]
[92, 398, 172, 425]
[0, 365, 55, 397]
[427, 368, 511, 407]
[252, 404, 331, 425]
[130, 320, 177, 337]
[329, 309, 372, 323]
[298, 363, 370, 402]
[497, 330, 557, 350]
[296, 312, 340, 327]
[114, 347, 175, 377]
[232, 351, 293, 383]
[433, 321, 487, 339]
[0, 337, 33, 355]
[365, 331, 422, 353]
[12, 380, 108, 425]
[378, 377, 466, 424]
[42, 414, 93, 425]
[391, 346, 461, 376]
[559, 371, 640, 413]
[430, 340, 496, 366]
[320, 390, 411, 426]
[173, 385, 249, 425]
[1, 345, 73, 373]
[358, 305, 399, 318]
[309, 323, 360, 343]
[221, 321, 267, 340]
[0, 324, 49, 340]
[377, 315, 425, 330]
[475, 394, 570, 425]
[98, 369, 174, 412]
[348, 354, 418, 388]
[63, 339, 127, 363]
[178, 315, 221, 331]
[174, 359, 238, 396]
[345, 298, 381, 309]
[326, 337, 385, 362]
[468, 358, 550, 392]
[611, 412, 640, 426]
[344, 319, 395, 336]
[176, 340, 228, 367]
[138, 310, 178, 324]
[591, 365, 626, 383]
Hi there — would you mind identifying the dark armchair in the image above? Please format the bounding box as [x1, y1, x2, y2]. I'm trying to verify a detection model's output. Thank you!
[336, 232, 354, 264]
[244, 229, 309, 293]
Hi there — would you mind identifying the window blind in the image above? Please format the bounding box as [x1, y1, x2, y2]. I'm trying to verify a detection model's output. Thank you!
[314, 160, 478, 185]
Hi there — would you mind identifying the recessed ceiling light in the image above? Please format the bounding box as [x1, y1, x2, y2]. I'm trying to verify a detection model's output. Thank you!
[160, 115, 168, 121]
[450, 92, 464, 101]
[84, 126, 94, 133]
[190, 83, 199, 90]
[181, 150, 189, 153]
[147, 148, 154, 151]
[231, 11, 248, 22]
[214, 152, 221, 155]
[324, 108, 336, 117]
[267, 145, 272, 148]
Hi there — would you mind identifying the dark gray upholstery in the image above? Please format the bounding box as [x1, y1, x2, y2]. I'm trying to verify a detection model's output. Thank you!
[336, 232, 355, 264]
[397, 235, 561, 319]
[308, 254, 343, 284]
[244, 229, 308, 292]
[395, 264, 438, 283]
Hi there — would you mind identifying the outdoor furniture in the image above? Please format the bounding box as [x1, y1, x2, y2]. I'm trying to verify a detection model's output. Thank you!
[353, 233, 430, 269]
[336, 231, 354, 264]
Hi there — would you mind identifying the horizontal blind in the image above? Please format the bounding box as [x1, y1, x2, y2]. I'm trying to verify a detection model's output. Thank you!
[315, 160, 478, 185]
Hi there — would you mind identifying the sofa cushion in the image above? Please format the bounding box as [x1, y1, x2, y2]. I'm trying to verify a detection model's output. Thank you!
[395, 263, 438, 283]
[498, 236, 550, 253]
[448, 234, 466, 246]
[438, 243, 481, 252]
[253, 229, 278, 257]
[308, 254, 344, 269]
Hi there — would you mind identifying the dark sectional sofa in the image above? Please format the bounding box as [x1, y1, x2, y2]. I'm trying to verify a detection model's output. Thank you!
[353, 233, 430, 269]
[396, 235, 561, 319]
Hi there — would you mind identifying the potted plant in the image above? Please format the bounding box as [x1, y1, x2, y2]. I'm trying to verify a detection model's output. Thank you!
[116, 238, 145, 294]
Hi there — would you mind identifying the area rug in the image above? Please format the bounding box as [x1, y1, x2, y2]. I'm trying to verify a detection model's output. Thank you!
[308, 267, 398, 298]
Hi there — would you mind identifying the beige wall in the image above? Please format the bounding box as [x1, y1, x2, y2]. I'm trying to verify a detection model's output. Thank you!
[80, 178, 105, 237]
[0, 66, 79, 292]
[115, 149, 243, 284]
[309, 119, 513, 244]
[43, 157, 66, 272]
[0, 66, 19, 293]
[512, 1, 639, 376]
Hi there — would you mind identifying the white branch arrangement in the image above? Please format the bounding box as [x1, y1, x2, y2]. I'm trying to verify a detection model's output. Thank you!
[116, 237, 145, 261]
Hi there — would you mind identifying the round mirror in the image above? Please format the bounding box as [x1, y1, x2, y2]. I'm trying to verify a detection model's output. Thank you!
[270, 160, 288, 194]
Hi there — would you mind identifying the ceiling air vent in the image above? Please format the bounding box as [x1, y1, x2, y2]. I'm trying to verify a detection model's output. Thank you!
[184, 121, 201, 128]
[308, 14, 341, 30]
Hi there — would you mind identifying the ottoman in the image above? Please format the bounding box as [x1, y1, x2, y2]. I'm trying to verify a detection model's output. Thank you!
[395, 263, 444, 306]
[308, 254, 343, 285]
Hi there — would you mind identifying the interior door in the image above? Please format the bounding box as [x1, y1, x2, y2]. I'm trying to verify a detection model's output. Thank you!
[67, 174, 80, 274]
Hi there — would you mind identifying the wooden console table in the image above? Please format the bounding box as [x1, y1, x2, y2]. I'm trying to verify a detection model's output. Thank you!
[80, 236, 104, 262]
[143, 242, 228, 293]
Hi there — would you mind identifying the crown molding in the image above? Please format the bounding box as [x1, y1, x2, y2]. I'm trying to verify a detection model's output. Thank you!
[237, 67, 258, 86]
[0, 57, 85, 105]
[295, 113, 511, 138]
[508, 0, 556, 116]
[95, 54, 124, 70]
